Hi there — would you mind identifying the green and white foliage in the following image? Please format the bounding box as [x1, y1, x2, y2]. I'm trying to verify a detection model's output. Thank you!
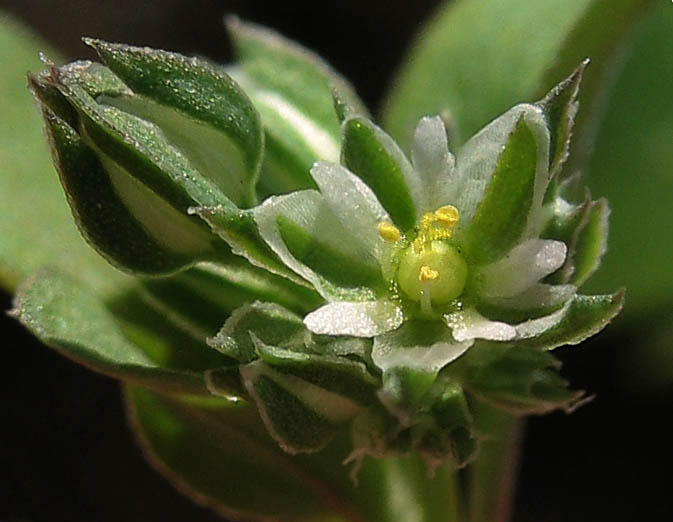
[12, 16, 623, 518]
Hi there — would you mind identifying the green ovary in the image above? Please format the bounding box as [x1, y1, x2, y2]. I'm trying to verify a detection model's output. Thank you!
[397, 240, 468, 305]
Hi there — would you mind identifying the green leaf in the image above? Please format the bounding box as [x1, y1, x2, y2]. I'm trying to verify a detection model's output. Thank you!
[37, 104, 206, 274]
[583, 2, 673, 317]
[126, 386, 357, 522]
[382, 0, 653, 160]
[461, 342, 585, 415]
[461, 110, 549, 264]
[85, 38, 263, 207]
[517, 291, 624, 350]
[32, 62, 238, 275]
[536, 59, 588, 178]
[0, 15, 129, 294]
[12, 270, 210, 395]
[127, 384, 466, 522]
[568, 198, 609, 286]
[341, 117, 421, 231]
[227, 17, 367, 195]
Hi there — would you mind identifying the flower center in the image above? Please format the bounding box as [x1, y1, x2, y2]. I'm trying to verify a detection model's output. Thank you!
[378, 205, 467, 313]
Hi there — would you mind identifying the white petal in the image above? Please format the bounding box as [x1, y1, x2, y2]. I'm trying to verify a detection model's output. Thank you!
[482, 283, 576, 310]
[456, 104, 550, 230]
[310, 161, 389, 261]
[304, 301, 403, 337]
[411, 116, 458, 211]
[254, 190, 379, 300]
[444, 308, 516, 342]
[478, 239, 567, 298]
[372, 320, 472, 373]
[514, 301, 572, 339]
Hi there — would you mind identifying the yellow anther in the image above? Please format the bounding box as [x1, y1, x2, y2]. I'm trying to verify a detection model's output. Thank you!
[378, 221, 401, 242]
[419, 265, 439, 281]
[420, 212, 437, 228]
[434, 205, 460, 227]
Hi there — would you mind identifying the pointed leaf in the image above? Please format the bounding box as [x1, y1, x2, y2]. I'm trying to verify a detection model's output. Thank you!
[0, 17, 129, 294]
[518, 291, 624, 350]
[38, 106, 207, 274]
[570, 198, 609, 286]
[536, 59, 588, 178]
[462, 343, 585, 415]
[12, 270, 209, 395]
[85, 38, 263, 207]
[460, 107, 551, 264]
[341, 117, 421, 230]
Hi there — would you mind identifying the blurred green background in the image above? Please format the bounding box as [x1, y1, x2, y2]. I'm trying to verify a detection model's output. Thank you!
[1, 1, 671, 521]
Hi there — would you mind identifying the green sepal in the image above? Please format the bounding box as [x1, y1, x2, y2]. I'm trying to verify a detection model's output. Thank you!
[253, 190, 383, 301]
[241, 360, 353, 453]
[569, 198, 609, 286]
[227, 18, 367, 196]
[417, 376, 477, 467]
[518, 291, 624, 351]
[85, 38, 263, 207]
[254, 339, 379, 407]
[536, 59, 588, 179]
[463, 113, 548, 264]
[378, 371, 477, 468]
[543, 195, 609, 286]
[461, 342, 585, 415]
[12, 270, 210, 395]
[208, 301, 311, 364]
[341, 116, 419, 231]
[192, 205, 313, 288]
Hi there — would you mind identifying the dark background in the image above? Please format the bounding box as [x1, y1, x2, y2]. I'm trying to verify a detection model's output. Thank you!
[1, 1, 671, 521]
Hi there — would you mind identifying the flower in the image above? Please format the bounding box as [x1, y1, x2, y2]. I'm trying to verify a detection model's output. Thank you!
[25, 21, 622, 470]
[201, 62, 623, 467]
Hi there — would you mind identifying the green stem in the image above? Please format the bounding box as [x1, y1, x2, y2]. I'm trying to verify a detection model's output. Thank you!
[466, 400, 524, 522]
[363, 455, 464, 522]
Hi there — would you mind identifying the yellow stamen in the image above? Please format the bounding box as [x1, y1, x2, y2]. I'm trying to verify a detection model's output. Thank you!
[378, 221, 401, 242]
[413, 206, 461, 251]
[419, 265, 439, 281]
[434, 205, 460, 227]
